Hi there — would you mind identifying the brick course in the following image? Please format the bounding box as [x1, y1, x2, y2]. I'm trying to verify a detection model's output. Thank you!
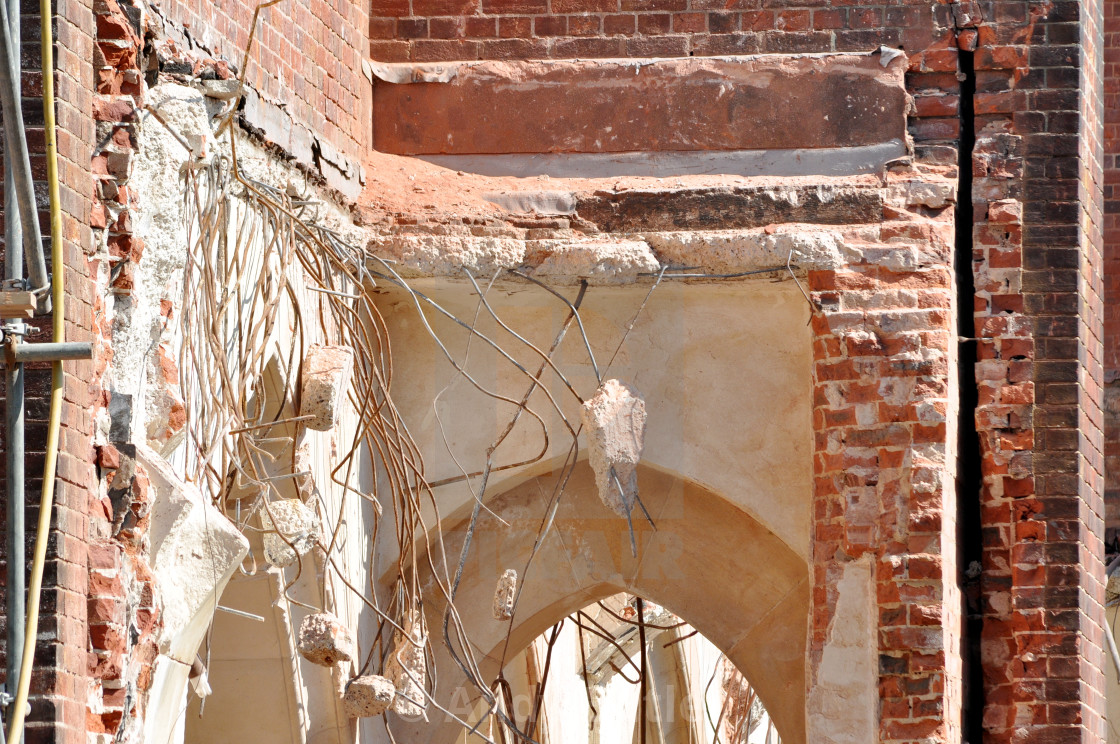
[369, 0, 947, 61]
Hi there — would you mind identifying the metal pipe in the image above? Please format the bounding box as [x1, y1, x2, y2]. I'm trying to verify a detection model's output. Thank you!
[0, 0, 48, 309]
[2, 0, 23, 710]
[9, 341, 93, 363]
[4, 0, 20, 271]
[6, 0, 65, 733]
[637, 597, 648, 744]
[4, 356, 22, 699]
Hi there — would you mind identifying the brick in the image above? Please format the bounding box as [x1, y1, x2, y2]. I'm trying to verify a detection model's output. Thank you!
[397, 18, 429, 38]
[429, 17, 464, 38]
[551, 36, 623, 56]
[410, 39, 480, 60]
[625, 34, 688, 56]
[371, 0, 411, 16]
[671, 12, 706, 32]
[620, 0, 684, 10]
[533, 14, 568, 36]
[635, 13, 670, 34]
[499, 16, 532, 37]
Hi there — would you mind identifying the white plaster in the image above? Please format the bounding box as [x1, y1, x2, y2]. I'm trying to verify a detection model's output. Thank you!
[806, 557, 878, 744]
[140, 443, 249, 744]
[128, 84, 213, 450]
[645, 227, 869, 273]
[141, 443, 249, 662]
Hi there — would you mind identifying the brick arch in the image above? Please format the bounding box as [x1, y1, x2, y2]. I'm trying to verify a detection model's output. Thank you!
[379, 459, 809, 744]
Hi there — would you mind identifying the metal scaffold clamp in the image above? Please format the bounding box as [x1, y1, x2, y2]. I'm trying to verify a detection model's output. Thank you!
[4, 338, 94, 364]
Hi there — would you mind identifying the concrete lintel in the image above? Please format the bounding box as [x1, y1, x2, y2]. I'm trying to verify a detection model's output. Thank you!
[374, 52, 909, 156]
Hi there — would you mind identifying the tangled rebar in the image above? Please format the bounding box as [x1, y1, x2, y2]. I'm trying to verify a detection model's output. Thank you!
[169, 4, 801, 741]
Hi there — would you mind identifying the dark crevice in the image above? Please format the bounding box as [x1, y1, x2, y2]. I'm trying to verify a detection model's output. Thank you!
[955, 48, 985, 744]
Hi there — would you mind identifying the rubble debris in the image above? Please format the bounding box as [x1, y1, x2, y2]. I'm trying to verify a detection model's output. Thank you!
[300, 344, 355, 431]
[199, 78, 242, 100]
[529, 239, 659, 284]
[493, 569, 517, 620]
[581, 379, 647, 518]
[292, 428, 317, 502]
[260, 498, 320, 567]
[343, 675, 396, 718]
[297, 612, 354, 667]
[386, 610, 428, 718]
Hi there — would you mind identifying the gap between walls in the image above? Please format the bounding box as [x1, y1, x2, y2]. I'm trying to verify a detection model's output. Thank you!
[953, 47, 986, 744]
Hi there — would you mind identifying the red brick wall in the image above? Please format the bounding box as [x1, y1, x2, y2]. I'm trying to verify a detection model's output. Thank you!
[1081, 0, 1109, 735]
[0, 0, 99, 743]
[1103, 0, 1120, 544]
[368, 0, 947, 62]
[147, 0, 370, 174]
[970, 0, 1108, 741]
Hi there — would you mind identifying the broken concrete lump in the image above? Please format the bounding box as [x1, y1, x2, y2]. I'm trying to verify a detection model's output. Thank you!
[581, 379, 647, 518]
[343, 675, 396, 718]
[297, 612, 355, 667]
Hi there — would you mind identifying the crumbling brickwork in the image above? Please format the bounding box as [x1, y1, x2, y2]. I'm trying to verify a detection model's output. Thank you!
[807, 177, 959, 744]
[85, 445, 161, 743]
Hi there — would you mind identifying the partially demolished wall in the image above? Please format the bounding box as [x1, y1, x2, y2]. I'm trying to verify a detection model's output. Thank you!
[0, 1, 1110, 744]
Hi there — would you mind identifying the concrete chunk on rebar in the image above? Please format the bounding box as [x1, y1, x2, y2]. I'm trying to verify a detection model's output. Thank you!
[493, 569, 517, 620]
[260, 498, 320, 568]
[386, 610, 427, 717]
[298, 612, 354, 667]
[343, 675, 396, 718]
[581, 379, 647, 518]
[300, 344, 354, 431]
[293, 428, 316, 502]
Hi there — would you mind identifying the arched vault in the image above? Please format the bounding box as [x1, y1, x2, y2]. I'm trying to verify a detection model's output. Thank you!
[387, 460, 809, 744]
